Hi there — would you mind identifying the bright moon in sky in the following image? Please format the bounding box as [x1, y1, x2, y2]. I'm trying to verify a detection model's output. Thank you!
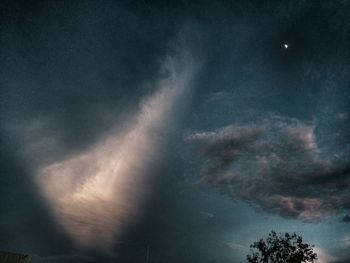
[284, 43, 289, 49]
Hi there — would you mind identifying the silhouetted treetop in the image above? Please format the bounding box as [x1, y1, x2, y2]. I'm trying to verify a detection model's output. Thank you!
[246, 230, 317, 263]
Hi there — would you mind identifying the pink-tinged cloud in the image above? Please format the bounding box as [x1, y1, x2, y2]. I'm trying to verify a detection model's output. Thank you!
[187, 116, 350, 222]
[279, 197, 330, 221]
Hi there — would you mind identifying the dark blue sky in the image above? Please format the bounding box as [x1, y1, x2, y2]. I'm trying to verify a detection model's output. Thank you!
[1, 1, 349, 262]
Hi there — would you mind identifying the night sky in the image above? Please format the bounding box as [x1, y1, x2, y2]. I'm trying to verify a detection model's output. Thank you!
[1, 1, 350, 262]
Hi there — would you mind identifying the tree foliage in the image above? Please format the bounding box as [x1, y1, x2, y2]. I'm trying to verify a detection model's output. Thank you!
[246, 231, 317, 263]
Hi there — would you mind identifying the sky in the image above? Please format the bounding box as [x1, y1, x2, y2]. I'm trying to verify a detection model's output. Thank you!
[1, 0, 350, 262]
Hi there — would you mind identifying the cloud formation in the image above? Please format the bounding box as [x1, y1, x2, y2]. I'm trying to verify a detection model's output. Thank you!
[187, 116, 350, 222]
[31, 45, 198, 251]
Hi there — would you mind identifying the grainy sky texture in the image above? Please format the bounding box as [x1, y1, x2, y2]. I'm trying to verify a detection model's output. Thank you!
[1, 1, 350, 262]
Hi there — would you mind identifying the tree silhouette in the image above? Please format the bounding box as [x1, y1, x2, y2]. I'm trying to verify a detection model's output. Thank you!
[246, 231, 317, 263]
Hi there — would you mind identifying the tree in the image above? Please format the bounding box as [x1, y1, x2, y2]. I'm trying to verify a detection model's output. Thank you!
[246, 231, 317, 263]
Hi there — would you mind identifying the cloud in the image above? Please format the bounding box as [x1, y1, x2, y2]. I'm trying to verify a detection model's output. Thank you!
[342, 214, 350, 222]
[187, 116, 350, 222]
[223, 241, 245, 251]
[15, 43, 200, 251]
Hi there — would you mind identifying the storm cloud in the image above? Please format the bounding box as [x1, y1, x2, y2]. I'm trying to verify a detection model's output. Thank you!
[7, 42, 199, 252]
[188, 116, 350, 222]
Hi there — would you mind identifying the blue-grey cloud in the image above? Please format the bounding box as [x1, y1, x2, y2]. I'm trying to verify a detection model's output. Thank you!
[343, 215, 350, 222]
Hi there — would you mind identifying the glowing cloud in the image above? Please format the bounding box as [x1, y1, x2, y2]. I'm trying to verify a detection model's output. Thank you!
[36, 47, 198, 250]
